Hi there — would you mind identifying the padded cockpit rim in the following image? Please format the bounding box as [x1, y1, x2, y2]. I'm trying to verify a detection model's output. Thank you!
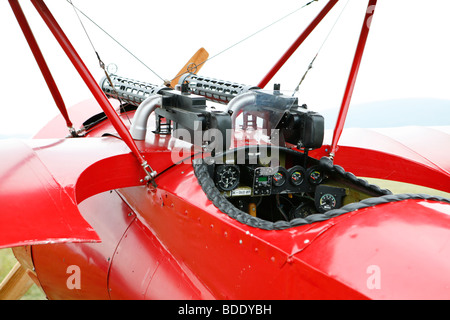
[192, 154, 450, 230]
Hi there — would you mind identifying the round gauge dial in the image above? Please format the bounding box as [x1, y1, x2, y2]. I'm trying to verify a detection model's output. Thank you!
[307, 167, 323, 185]
[215, 165, 240, 191]
[272, 167, 287, 187]
[290, 171, 304, 186]
[319, 194, 337, 211]
[272, 171, 286, 187]
[289, 166, 305, 186]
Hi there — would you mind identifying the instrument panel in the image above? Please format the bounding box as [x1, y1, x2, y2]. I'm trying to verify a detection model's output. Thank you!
[215, 164, 326, 196]
[214, 161, 346, 214]
[206, 148, 390, 222]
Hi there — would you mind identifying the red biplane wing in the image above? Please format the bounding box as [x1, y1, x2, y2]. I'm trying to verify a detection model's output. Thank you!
[336, 126, 450, 175]
[0, 139, 99, 249]
[0, 128, 178, 250]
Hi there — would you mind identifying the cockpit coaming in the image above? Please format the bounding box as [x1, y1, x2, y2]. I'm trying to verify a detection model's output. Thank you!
[101, 75, 392, 229]
[194, 146, 392, 230]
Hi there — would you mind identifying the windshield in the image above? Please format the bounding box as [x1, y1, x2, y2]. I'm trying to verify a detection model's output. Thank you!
[227, 90, 298, 144]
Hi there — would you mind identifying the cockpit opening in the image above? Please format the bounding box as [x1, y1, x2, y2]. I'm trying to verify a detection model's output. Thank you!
[193, 146, 393, 230]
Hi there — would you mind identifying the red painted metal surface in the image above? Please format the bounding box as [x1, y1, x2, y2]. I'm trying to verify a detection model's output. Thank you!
[0, 139, 99, 249]
[330, 0, 377, 157]
[299, 199, 450, 299]
[257, 0, 339, 89]
[108, 217, 214, 299]
[8, 0, 72, 129]
[32, 190, 136, 299]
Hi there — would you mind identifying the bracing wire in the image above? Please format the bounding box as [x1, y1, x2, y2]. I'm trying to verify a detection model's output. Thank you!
[66, 0, 165, 83]
[293, 0, 351, 95]
[67, 0, 132, 124]
[197, 1, 318, 67]
[67, 0, 322, 88]
[168, 0, 320, 83]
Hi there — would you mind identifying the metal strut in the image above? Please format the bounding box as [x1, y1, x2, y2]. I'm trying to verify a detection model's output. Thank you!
[329, 0, 378, 159]
[8, 0, 77, 137]
[30, 0, 157, 184]
[258, 0, 339, 89]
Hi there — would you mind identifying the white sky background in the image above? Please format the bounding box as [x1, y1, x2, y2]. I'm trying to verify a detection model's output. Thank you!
[0, 0, 449, 137]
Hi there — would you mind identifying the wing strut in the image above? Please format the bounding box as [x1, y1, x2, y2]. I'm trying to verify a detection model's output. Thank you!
[30, 0, 156, 184]
[329, 0, 377, 158]
[8, 0, 76, 136]
[258, 0, 339, 89]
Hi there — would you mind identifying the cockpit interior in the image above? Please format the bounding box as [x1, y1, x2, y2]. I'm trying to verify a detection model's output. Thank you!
[196, 146, 391, 227]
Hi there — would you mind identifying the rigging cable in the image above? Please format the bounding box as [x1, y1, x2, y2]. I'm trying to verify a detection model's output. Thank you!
[67, 0, 132, 124]
[292, 0, 351, 95]
[67, 0, 319, 89]
[168, 0, 320, 84]
[66, 0, 165, 84]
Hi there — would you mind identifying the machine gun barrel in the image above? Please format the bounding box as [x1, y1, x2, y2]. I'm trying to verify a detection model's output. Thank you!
[99, 75, 166, 106]
[100, 73, 260, 106]
[179, 73, 260, 104]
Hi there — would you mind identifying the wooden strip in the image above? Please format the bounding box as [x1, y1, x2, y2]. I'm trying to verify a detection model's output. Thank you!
[12, 246, 43, 289]
[0, 262, 34, 300]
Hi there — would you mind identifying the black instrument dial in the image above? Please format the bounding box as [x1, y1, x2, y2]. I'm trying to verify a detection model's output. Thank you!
[318, 194, 337, 211]
[272, 167, 288, 187]
[273, 172, 286, 187]
[315, 185, 347, 213]
[215, 165, 240, 191]
[307, 166, 323, 185]
[289, 166, 305, 186]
